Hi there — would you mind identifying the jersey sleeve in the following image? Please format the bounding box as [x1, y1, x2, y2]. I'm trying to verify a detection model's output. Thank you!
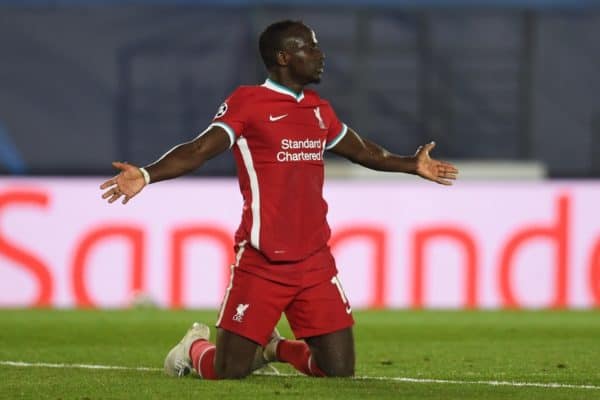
[208, 88, 248, 148]
[323, 102, 348, 151]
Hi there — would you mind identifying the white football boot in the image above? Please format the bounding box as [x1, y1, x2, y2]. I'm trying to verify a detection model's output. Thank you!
[251, 328, 284, 371]
[262, 328, 284, 363]
[163, 322, 210, 377]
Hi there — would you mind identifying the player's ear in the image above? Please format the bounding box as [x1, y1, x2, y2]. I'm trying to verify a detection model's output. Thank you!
[276, 50, 290, 67]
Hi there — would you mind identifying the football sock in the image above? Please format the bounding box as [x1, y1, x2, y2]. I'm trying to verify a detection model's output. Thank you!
[276, 339, 325, 377]
[190, 339, 217, 380]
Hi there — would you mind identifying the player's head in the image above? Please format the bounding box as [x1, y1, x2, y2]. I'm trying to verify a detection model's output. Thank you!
[259, 20, 325, 85]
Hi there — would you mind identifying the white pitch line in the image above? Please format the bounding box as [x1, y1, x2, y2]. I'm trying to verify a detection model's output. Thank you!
[1, 360, 599, 391]
[0, 360, 161, 372]
[352, 376, 600, 391]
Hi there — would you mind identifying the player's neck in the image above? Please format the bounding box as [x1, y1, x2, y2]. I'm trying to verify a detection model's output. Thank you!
[267, 74, 304, 95]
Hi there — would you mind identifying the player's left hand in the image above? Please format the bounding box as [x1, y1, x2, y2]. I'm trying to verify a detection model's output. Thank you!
[414, 142, 459, 185]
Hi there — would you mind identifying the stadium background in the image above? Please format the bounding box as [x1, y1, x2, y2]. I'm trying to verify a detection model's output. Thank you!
[1, 0, 600, 310]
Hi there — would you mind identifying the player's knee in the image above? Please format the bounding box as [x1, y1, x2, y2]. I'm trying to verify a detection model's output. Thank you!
[321, 361, 354, 377]
[214, 359, 252, 379]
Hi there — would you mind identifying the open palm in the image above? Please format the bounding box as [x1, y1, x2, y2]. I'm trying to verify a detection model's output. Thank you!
[100, 161, 146, 204]
[414, 142, 459, 185]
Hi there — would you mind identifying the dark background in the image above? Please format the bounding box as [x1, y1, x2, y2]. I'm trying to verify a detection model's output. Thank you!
[1, 0, 599, 177]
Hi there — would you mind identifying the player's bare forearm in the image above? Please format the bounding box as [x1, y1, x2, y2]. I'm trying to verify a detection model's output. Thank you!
[351, 139, 417, 173]
[331, 127, 458, 185]
[144, 126, 230, 183]
[101, 126, 230, 205]
[144, 141, 205, 183]
[331, 128, 416, 173]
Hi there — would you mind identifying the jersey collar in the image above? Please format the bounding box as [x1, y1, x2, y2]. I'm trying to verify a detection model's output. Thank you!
[261, 78, 305, 102]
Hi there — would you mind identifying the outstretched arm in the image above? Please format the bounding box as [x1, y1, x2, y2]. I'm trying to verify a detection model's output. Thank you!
[330, 127, 458, 185]
[100, 126, 231, 204]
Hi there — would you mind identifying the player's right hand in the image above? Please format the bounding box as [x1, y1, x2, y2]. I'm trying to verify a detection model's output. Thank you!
[100, 161, 146, 204]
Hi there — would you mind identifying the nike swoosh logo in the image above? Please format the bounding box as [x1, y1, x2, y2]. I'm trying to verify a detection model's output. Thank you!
[346, 306, 352, 314]
[269, 114, 288, 122]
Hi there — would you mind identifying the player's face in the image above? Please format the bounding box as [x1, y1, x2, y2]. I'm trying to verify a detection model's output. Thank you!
[283, 27, 325, 85]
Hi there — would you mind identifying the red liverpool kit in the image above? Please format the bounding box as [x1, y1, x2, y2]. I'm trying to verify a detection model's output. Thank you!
[209, 78, 348, 263]
[211, 79, 353, 344]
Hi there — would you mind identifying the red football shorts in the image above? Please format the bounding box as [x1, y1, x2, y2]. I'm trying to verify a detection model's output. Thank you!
[216, 243, 354, 346]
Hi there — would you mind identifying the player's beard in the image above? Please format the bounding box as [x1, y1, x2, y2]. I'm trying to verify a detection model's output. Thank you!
[311, 64, 324, 84]
[292, 64, 322, 85]
[308, 69, 323, 84]
[300, 74, 321, 85]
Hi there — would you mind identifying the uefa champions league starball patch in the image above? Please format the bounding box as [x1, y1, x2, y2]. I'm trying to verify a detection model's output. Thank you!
[214, 102, 228, 118]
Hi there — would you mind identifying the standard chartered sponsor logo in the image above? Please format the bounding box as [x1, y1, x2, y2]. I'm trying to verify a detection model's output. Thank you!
[281, 138, 322, 149]
[277, 152, 323, 162]
[277, 138, 326, 162]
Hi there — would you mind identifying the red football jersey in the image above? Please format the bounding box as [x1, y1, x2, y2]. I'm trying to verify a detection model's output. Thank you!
[209, 78, 348, 262]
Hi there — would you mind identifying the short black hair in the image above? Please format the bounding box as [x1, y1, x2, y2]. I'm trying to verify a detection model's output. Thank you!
[259, 20, 306, 70]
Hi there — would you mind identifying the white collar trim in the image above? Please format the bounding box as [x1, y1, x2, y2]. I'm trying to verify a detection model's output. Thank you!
[261, 78, 304, 102]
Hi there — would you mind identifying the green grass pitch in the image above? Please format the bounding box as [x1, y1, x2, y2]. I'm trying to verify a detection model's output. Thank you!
[1, 309, 599, 399]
